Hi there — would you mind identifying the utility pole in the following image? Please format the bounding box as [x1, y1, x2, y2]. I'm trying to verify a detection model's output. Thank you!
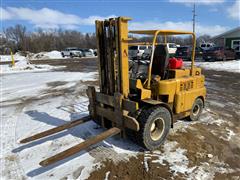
[192, 3, 196, 33]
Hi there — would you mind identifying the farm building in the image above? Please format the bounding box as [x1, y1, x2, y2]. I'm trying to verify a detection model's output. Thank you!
[213, 27, 240, 52]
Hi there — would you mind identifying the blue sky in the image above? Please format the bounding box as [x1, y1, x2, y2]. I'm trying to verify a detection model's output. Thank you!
[1, 0, 239, 36]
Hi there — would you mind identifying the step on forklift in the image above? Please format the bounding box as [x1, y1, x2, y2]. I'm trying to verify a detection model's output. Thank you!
[20, 17, 206, 166]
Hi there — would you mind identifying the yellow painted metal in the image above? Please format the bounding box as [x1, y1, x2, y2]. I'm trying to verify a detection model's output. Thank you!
[119, 17, 131, 98]
[95, 16, 205, 123]
[168, 69, 191, 78]
[164, 34, 167, 44]
[158, 79, 177, 102]
[151, 72, 206, 113]
[191, 33, 196, 75]
[10, 51, 15, 67]
[168, 68, 202, 79]
[129, 29, 196, 88]
[129, 30, 195, 35]
[147, 31, 159, 88]
[174, 87, 206, 113]
[128, 42, 152, 46]
[136, 79, 151, 99]
[184, 87, 206, 111]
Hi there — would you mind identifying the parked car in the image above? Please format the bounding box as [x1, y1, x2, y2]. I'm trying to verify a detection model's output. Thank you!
[129, 45, 150, 59]
[81, 49, 94, 57]
[61, 47, 83, 58]
[141, 43, 179, 60]
[200, 43, 215, 51]
[203, 47, 236, 61]
[142, 46, 152, 60]
[93, 49, 97, 56]
[175, 46, 203, 61]
[166, 43, 178, 55]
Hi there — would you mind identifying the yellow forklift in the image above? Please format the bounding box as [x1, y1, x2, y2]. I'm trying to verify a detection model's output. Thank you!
[20, 17, 206, 166]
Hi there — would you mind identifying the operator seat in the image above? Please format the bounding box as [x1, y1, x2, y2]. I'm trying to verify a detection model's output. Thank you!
[152, 44, 169, 80]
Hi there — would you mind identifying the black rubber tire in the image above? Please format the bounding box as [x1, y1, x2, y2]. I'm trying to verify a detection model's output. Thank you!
[188, 98, 204, 121]
[61, 53, 65, 57]
[134, 106, 171, 150]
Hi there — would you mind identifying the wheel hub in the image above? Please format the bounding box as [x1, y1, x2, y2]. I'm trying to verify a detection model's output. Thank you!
[150, 118, 165, 141]
[193, 104, 200, 116]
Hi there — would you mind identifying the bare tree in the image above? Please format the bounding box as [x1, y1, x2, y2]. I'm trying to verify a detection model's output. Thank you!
[197, 35, 212, 45]
[4, 24, 27, 51]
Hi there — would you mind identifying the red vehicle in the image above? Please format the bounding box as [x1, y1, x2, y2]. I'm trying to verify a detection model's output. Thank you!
[203, 47, 236, 61]
[176, 46, 203, 61]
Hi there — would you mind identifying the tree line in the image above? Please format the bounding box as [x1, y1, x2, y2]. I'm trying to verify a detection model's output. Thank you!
[1, 24, 97, 54]
[1, 24, 212, 54]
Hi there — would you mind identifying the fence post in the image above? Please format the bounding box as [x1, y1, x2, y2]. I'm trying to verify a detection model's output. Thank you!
[10, 50, 15, 67]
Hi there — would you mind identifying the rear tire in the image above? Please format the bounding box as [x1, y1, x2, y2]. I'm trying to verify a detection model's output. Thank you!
[134, 106, 171, 150]
[188, 98, 203, 121]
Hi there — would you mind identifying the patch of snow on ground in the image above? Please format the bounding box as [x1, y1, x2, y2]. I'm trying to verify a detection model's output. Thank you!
[2, 71, 97, 102]
[150, 141, 194, 175]
[147, 140, 235, 179]
[188, 161, 235, 180]
[29, 50, 64, 60]
[0, 53, 26, 62]
[185, 60, 240, 73]
[104, 171, 111, 180]
[219, 128, 236, 141]
[143, 154, 150, 172]
[1, 70, 141, 179]
[1, 54, 63, 74]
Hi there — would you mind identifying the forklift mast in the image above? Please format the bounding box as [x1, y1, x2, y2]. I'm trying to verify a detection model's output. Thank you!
[95, 17, 131, 98]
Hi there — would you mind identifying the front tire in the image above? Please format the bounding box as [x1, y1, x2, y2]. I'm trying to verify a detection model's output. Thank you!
[135, 106, 171, 150]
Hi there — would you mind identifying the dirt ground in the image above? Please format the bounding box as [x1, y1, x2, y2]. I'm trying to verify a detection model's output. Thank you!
[30, 58, 98, 73]
[28, 58, 240, 179]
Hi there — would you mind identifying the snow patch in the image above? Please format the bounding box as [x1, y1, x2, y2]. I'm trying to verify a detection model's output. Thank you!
[1, 70, 140, 180]
[185, 60, 240, 73]
[29, 51, 64, 60]
[151, 141, 194, 175]
[188, 161, 235, 180]
[0, 53, 26, 62]
[220, 128, 236, 141]
[2, 71, 97, 102]
[104, 171, 111, 180]
[148, 141, 235, 179]
[1, 54, 63, 74]
[144, 153, 151, 172]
